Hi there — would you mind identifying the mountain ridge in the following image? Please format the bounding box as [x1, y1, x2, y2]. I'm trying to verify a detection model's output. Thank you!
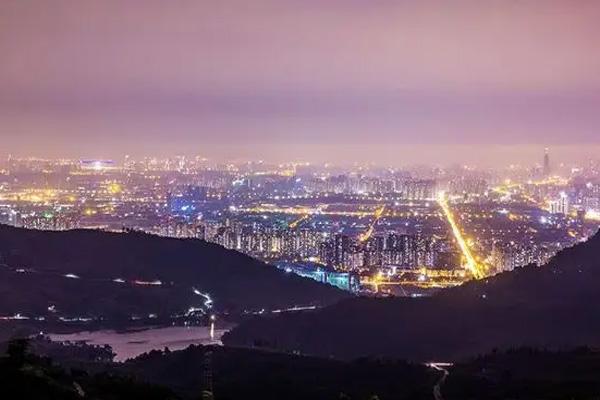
[223, 230, 600, 361]
[0, 224, 349, 327]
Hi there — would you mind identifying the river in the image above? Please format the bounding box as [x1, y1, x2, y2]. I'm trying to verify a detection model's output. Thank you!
[48, 325, 229, 361]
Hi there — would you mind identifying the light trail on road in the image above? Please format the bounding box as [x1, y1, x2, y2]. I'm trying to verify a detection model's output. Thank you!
[0, 262, 215, 322]
[427, 362, 452, 400]
[288, 214, 309, 228]
[359, 205, 385, 242]
[437, 193, 486, 279]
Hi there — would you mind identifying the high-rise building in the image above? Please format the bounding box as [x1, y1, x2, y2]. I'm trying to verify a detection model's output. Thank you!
[400, 179, 436, 200]
[549, 191, 569, 215]
[543, 148, 550, 176]
[319, 241, 335, 266]
[334, 234, 351, 269]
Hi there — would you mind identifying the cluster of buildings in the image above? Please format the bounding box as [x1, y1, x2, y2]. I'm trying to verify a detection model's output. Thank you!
[301, 175, 437, 200]
[1, 152, 599, 295]
[274, 261, 360, 292]
[210, 224, 323, 261]
[317, 233, 457, 272]
[489, 241, 560, 272]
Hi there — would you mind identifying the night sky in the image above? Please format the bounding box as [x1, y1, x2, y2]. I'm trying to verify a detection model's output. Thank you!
[1, 0, 599, 165]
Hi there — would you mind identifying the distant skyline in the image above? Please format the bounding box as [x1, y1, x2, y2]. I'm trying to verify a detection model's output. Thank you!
[3, 145, 600, 170]
[1, 1, 599, 166]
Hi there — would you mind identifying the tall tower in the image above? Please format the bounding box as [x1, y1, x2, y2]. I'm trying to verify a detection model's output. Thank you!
[543, 148, 550, 176]
[201, 350, 214, 400]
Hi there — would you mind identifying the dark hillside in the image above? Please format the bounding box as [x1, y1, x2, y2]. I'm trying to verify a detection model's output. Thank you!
[224, 230, 600, 361]
[0, 225, 349, 326]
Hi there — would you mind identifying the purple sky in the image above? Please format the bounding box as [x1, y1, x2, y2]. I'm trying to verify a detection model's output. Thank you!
[1, 0, 599, 165]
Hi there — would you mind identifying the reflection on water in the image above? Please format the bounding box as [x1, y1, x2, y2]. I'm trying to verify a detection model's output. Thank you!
[48, 325, 229, 361]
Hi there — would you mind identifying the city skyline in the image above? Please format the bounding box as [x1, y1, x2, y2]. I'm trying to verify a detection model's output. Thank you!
[2, 144, 600, 169]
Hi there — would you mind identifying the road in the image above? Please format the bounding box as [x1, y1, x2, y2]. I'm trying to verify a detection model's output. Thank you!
[427, 362, 452, 400]
[358, 205, 385, 242]
[436, 194, 486, 279]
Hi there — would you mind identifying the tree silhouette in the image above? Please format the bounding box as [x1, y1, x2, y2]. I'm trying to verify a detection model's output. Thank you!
[7, 338, 29, 368]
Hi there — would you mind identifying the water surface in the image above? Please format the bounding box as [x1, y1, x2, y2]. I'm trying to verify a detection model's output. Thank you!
[49, 325, 227, 361]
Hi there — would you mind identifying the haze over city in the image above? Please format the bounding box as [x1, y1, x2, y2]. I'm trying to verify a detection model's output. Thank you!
[1, 0, 599, 165]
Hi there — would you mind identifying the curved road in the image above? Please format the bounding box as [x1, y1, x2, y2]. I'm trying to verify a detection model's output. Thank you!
[427, 363, 452, 400]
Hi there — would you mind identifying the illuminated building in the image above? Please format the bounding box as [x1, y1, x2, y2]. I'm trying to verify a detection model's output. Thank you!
[334, 234, 351, 269]
[549, 192, 570, 215]
[400, 179, 437, 200]
[80, 159, 115, 171]
[275, 261, 359, 292]
[490, 241, 558, 272]
[2, 155, 597, 294]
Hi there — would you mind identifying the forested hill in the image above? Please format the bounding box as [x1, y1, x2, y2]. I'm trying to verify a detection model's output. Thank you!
[0, 225, 349, 323]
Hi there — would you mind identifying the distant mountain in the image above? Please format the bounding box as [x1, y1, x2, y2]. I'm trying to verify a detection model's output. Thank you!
[0, 225, 349, 327]
[224, 229, 600, 361]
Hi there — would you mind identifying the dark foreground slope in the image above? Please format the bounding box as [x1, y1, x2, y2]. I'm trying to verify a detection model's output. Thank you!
[0, 339, 176, 400]
[224, 230, 600, 361]
[7, 338, 600, 400]
[0, 225, 349, 324]
[120, 345, 434, 400]
[3, 339, 434, 400]
[444, 347, 600, 400]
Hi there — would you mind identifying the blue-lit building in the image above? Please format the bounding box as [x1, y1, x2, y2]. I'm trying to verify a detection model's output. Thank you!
[167, 186, 209, 217]
[275, 261, 359, 293]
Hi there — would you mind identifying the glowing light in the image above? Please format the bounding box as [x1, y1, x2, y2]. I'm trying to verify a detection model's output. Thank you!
[186, 306, 204, 316]
[359, 205, 385, 242]
[237, 204, 375, 218]
[193, 288, 213, 308]
[133, 279, 162, 286]
[289, 214, 309, 229]
[437, 193, 486, 279]
[585, 210, 600, 221]
[0, 313, 29, 321]
[107, 182, 122, 194]
[209, 315, 216, 341]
